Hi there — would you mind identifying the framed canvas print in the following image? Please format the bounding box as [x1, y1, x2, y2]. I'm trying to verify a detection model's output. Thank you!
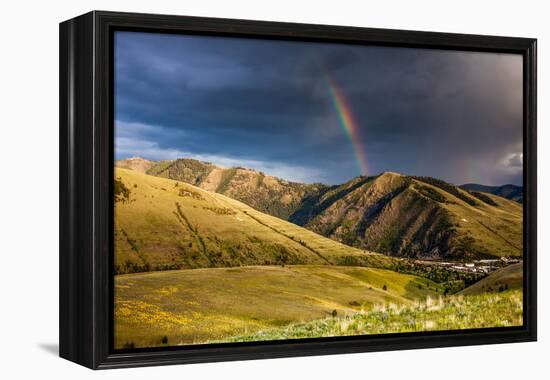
[59, 11, 537, 369]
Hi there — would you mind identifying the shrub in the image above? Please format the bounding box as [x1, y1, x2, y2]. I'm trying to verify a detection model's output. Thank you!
[179, 188, 204, 200]
[468, 191, 499, 206]
[161, 336, 168, 344]
[416, 185, 447, 203]
[339, 256, 361, 266]
[382, 284, 388, 291]
[412, 176, 479, 206]
[114, 177, 131, 203]
[202, 206, 236, 215]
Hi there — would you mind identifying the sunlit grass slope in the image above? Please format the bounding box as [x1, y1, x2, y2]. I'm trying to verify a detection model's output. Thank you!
[459, 262, 523, 295]
[299, 172, 523, 259]
[120, 160, 523, 260]
[114, 168, 394, 273]
[437, 188, 523, 258]
[225, 289, 523, 342]
[114, 265, 444, 348]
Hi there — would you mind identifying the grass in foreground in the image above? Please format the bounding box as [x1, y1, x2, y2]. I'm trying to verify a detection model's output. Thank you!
[223, 289, 523, 342]
[114, 265, 443, 348]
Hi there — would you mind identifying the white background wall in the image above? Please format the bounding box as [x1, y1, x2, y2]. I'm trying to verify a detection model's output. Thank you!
[0, 0, 547, 378]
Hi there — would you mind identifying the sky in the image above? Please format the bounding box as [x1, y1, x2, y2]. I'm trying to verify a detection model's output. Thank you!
[114, 31, 523, 186]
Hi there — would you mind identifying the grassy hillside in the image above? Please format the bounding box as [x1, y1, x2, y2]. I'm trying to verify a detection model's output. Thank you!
[144, 158, 327, 219]
[114, 265, 444, 348]
[129, 158, 523, 260]
[294, 172, 523, 260]
[113, 167, 522, 349]
[224, 289, 523, 342]
[114, 168, 395, 274]
[459, 262, 523, 295]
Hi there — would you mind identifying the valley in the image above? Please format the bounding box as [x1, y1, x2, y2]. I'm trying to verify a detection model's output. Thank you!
[114, 159, 524, 348]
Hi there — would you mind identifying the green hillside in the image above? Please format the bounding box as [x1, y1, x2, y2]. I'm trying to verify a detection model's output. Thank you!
[114, 168, 394, 274]
[114, 265, 444, 348]
[459, 262, 523, 295]
[225, 289, 523, 342]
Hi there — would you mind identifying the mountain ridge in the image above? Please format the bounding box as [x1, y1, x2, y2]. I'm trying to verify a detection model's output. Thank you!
[114, 167, 396, 274]
[116, 157, 523, 260]
[142, 157, 329, 219]
[116, 157, 156, 173]
[294, 173, 522, 260]
[460, 183, 523, 203]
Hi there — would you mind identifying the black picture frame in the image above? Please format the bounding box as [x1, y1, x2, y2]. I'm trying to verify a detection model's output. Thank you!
[59, 10, 537, 369]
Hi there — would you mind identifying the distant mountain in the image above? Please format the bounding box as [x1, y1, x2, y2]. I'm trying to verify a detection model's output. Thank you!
[117, 158, 523, 260]
[144, 158, 328, 220]
[460, 183, 523, 203]
[116, 157, 156, 173]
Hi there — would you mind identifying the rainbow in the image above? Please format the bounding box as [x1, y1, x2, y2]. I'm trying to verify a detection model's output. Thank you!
[324, 74, 369, 176]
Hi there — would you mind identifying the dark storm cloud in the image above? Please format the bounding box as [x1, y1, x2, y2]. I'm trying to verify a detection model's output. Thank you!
[505, 153, 523, 168]
[115, 31, 523, 185]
